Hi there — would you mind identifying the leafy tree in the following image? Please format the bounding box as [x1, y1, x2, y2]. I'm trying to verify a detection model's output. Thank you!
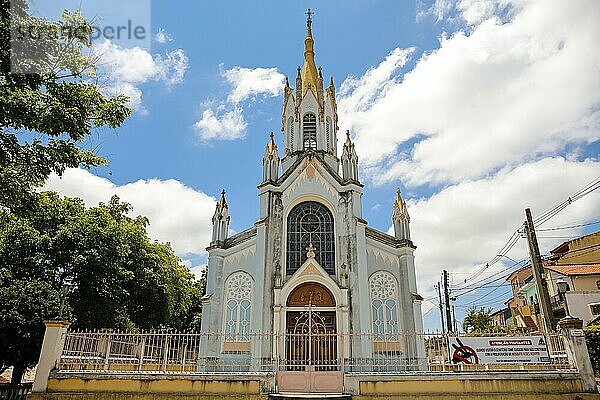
[584, 324, 600, 376]
[0, 193, 204, 383]
[0, 0, 130, 213]
[462, 307, 507, 335]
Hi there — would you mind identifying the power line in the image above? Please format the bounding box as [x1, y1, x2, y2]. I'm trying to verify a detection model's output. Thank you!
[537, 219, 600, 231]
[454, 176, 600, 289]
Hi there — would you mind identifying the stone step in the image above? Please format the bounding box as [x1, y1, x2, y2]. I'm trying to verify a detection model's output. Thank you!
[269, 394, 351, 400]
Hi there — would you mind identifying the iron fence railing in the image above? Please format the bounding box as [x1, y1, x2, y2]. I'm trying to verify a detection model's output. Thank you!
[0, 383, 32, 400]
[55, 330, 573, 375]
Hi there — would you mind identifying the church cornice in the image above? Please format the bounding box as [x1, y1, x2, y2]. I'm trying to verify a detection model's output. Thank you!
[258, 151, 362, 192]
[365, 226, 416, 249]
[206, 226, 257, 251]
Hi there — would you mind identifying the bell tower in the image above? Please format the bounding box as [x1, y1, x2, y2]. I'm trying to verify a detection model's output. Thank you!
[281, 9, 339, 173]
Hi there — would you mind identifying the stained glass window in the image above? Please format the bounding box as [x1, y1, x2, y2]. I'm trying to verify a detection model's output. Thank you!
[224, 272, 253, 340]
[287, 201, 335, 275]
[370, 272, 399, 338]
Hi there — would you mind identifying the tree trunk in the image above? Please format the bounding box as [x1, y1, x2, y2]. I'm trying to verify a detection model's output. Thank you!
[11, 364, 26, 384]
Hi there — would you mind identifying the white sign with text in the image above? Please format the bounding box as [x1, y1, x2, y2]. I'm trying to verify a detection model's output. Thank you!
[448, 336, 550, 364]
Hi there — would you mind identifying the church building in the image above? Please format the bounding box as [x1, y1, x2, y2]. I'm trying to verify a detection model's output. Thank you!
[200, 11, 424, 386]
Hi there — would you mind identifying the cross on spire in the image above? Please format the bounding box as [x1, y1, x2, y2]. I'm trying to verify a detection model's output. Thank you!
[305, 8, 314, 28]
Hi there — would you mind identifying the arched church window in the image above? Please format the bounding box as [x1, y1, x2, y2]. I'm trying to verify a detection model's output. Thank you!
[303, 113, 317, 150]
[370, 272, 399, 338]
[289, 118, 294, 150]
[325, 117, 331, 151]
[224, 271, 253, 340]
[286, 201, 335, 275]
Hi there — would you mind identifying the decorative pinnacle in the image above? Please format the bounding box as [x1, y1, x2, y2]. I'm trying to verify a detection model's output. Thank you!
[217, 189, 228, 210]
[344, 130, 352, 147]
[393, 188, 409, 221]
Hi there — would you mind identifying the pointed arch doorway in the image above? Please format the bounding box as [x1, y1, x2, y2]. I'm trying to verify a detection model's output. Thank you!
[277, 282, 344, 393]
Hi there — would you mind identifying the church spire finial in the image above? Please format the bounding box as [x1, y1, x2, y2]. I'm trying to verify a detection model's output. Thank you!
[218, 189, 228, 211]
[301, 8, 319, 97]
[306, 8, 313, 28]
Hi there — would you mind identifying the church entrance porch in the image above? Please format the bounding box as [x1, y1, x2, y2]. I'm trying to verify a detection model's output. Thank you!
[276, 282, 344, 393]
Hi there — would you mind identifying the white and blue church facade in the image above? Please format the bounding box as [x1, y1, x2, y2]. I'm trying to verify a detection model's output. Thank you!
[199, 13, 425, 375]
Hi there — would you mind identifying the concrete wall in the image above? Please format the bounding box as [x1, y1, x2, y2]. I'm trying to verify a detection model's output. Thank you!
[30, 371, 597, 400]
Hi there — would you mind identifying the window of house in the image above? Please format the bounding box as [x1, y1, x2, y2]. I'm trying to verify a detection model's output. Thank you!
[303, 113, 317, 150]
[286, 201, 335, 275]
[370, 272, 399, 338]
[223, 272, 253, 340]
[590, 304, 600, 316]
[596, 280, 600, 290]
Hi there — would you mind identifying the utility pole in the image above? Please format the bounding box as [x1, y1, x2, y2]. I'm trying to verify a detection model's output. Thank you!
[436, 283, 445, 334]
[452, 303, 457, 333]
[443, 270, 453, 333]
[524, 208, 554, 332]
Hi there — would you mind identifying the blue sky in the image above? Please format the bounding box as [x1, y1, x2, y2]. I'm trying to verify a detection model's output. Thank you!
[37, 0, 600, 330]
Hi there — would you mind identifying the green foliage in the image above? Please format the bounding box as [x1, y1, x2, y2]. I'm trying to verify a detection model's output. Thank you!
[462, 307, 508, 335]
[0, 192, 204, 382]
[584, 324, 600, 376]
[0, 0, 131, 213]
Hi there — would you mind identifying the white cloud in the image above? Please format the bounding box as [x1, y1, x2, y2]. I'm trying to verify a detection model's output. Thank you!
[193, 66, 284, 141]
[339, 0, 600, 187]
[193, 105, 248, 141]
[94, 40, 189, 111]
[154, 28, 173, 44]
[43, 168, 216, 257]
[404, 157, 600, 298]
[223, 67, 286, 103]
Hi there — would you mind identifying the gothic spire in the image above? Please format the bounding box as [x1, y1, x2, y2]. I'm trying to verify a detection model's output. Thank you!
[301, 8, 320, 97]
[211, 189, 230, 245]
[262, 132, 280, 182]
[341, 130, 358, 181]
[217, 189, 228, 212]
[392, 188, 411, 241]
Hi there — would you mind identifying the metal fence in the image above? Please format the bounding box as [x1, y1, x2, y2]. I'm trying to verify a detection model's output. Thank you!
[0, 383, 32, 400]
[56, 330, 573, 375]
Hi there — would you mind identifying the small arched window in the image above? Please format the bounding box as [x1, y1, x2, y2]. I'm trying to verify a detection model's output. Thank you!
[224, 272, 253, 340]
[288, 118, 294, 151]
[370, 272, 399, 338]
[303, 113, 317, 150]
[325, 117, 331, 151]
[596, 280, 600, 290]
[286, 201, 335, 275]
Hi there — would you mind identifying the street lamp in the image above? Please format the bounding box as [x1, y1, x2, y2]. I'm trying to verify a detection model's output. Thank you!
[556, 278, 571, 318]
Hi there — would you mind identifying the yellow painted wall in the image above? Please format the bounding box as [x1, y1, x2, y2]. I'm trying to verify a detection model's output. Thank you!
[353, 395, 600, 400]
[359, 378, 583, 395]
[46, 377, 261, 394]
[571, 275, 600, 291]
[556, 232, 600, 265]
[29, 395, 266, 400]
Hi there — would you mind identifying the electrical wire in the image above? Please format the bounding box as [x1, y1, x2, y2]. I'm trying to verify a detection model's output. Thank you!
[537, 219, 600, 231]
[453, 176, 600, 289]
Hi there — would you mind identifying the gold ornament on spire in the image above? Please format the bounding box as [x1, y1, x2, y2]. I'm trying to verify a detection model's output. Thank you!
[393, 188, 410, 221]
[266, 132, 277, 156]
[217, 189, 228, 211]
[301, 8, 320, 97]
